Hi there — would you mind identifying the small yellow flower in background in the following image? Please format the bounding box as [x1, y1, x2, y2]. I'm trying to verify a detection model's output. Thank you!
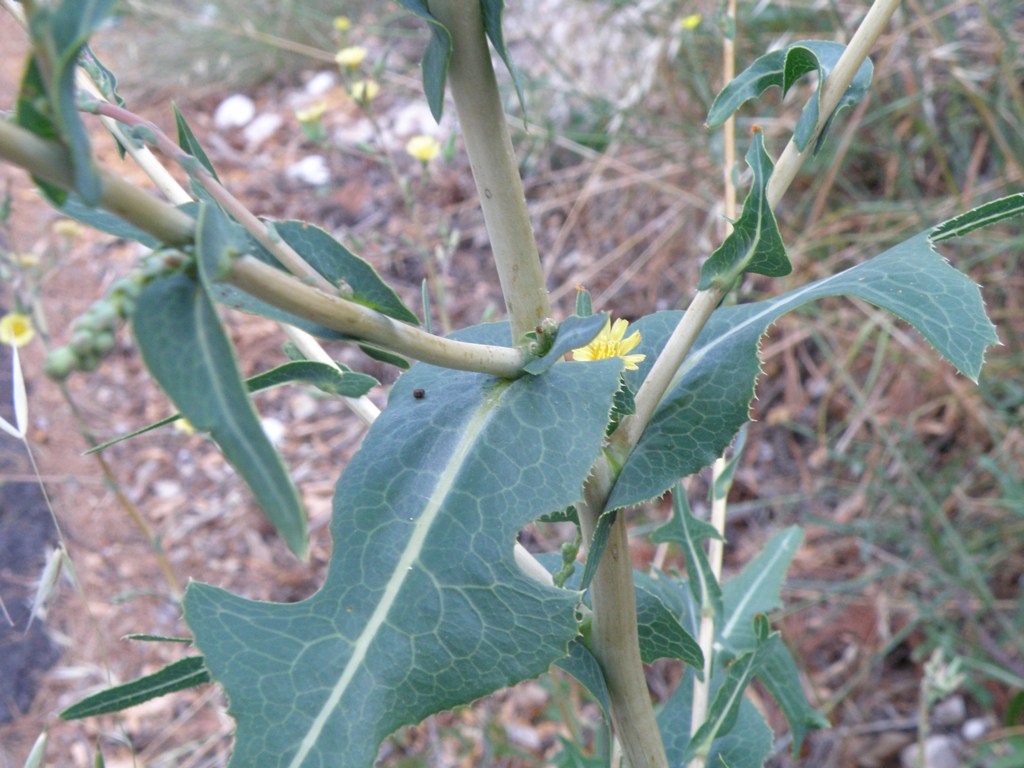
[175, 418, 196, 435]
[0, 312, 35, 348]
[53, 219, 82, 238]
[677, 13, 702, 30]
[571, 317, 645, 371]
[349, 79, 380, 104]
[335, 46, 367, 69]
[332, 16, 352, 32]
[405, 135, 441, 163]
[11, 253, 41, 268]
[295, 102, 327, 124]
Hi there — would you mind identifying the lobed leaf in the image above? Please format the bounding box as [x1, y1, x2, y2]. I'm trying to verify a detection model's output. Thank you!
[757, 640, 830, 756]
[60, 657, 210, 719]
[184, 323, 624, 767]
[698, 131, 789, 291]
[608, 228, 999, 511]
[707, 40, 874, 153]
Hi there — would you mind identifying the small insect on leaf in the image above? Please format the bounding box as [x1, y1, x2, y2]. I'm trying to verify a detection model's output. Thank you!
[413, 388, 426, 399]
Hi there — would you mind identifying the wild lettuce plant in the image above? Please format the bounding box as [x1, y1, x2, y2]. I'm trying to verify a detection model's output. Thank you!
[0, 0, 1015, 766]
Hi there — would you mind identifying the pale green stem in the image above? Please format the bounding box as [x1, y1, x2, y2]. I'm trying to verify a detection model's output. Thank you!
[586, 2, 900, 765]
[0, 121, 527, 378]
[426, 0, 551, 339]
[229, 257, 526, 376]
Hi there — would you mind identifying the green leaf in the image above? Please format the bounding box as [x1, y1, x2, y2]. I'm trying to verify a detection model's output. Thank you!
[757, 639, 830, 756]
[707, 40, 874, 153]
[522, 314, 609, 375]
[79, 44, 124, 107]
[133, 273, 308, 558]
[652, 484, 723, 620]
[24, 0, 117, 205]
[123, 634, 193, 644]
[575, 286, 593, 318]
[58, 192, 164, 247]
[932, 192, 1024, 242]
[719, 526, 802, 657]
[609, 227, 998, 511]
[393, 0, 452, 121]
[173, 103, 219, 181]
[86, 360, 378, 454]
[480, 0, 527, 115]
[15, 56, 68, 205]
[684, 623, 779, 762]
[633, 570, 703, 669]
[698, 131, 789, 291]
[658, 670, 773, 768]
[554, 639, 612, 723]
[183, 323, 625, 767]
[60, 657, 210, 719]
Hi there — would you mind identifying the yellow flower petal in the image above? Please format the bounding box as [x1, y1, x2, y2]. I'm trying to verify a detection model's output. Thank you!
[405, 134, 441, 163]
[570, 316, 646, 371]
[335, 46, 367, 69]
[0, 313, 35, 348]
[349, 79, 380, 104]
[295, 102, 327, 124]
[333, 16, 352, 32]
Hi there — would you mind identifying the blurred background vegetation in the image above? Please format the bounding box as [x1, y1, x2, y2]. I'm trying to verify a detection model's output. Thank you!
[3, 0, 1022, 766]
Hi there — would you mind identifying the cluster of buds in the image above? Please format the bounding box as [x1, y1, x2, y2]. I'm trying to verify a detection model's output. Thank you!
[44, 249, 187, 380]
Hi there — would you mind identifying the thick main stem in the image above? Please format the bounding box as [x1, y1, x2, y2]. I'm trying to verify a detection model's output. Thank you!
[578, 457, 669, 768]
[427, 0, 550, 339]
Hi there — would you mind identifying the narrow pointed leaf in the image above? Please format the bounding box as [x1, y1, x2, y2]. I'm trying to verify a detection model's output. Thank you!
[658, 670, 773, 768]
[481, 0, 527, 115]
[652, 484, 723, 619]
[932, 192, 1024, 242]
[757, 639, 830, 756]
[684, 622, 779, 762]
[184, 323, 624, 767]
[133, 274, 308, 557]
[173, 103, 219, 181]
[393, 0, 452, 121]
[698, 131, 789, 291]
[707, 40, 873, 153]
[60, 657, 210, 719]
[609, 227, 998, 511]
[719, 526, 802, 657]
[86, 360, 377, 454]
[22, 730, 48, 768]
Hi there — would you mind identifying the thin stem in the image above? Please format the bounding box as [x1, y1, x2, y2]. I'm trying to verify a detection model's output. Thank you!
[0, 121, 528, 378]
[426, 0, 550, 339]
[229, 256, 526, 376]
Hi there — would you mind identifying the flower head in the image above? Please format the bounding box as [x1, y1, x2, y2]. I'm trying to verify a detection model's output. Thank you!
[571, 316, 645, 371]
[335, 46, 367, 69]
[53, 219, 82, 238]
[332, 16, 352, 32]
[677, 13, 702, 30]
[0, 312, 35, 348]
[349, 79, 380, 104]
[295, 102, 327, 124]
[405, 134, 441, 163]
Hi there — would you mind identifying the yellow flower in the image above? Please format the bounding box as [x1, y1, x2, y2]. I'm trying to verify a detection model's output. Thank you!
[53, 219, 82, 238]
[335, 46, 367, 69]
[677, 13, 702, 30]
[571, 317, 645, 371]
[349, 79, 380, 104]
[175, 418, 196, 435]
[11, 253, 40, 268]
[295, 102, 327, 124]
[0, 312, 35, 348]
[332, 16, 352, 32]
[405, 135, 441, 163]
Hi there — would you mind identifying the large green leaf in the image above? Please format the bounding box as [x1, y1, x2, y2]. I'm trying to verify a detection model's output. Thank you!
[60, 657, 209, 720]
[608, 228, 998, 511]
[707, 40, 874, 153]
[698, 131, 789, 291]
[183, 323, 624, 767]
[133, 273, 307, 557]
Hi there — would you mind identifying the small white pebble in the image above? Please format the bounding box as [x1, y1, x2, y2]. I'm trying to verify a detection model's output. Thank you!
[305, 71, 336, 97]
[153, 480, 182, 499]
[961, 717, 992, 741]
[285, 156, 331, 186]
[213, 94, 256, 129]
[261, 416, 286, 445]
[243, 113, 283, 148]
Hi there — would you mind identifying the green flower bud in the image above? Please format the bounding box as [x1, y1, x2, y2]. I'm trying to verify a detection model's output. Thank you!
[44, 346, 78, 380]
